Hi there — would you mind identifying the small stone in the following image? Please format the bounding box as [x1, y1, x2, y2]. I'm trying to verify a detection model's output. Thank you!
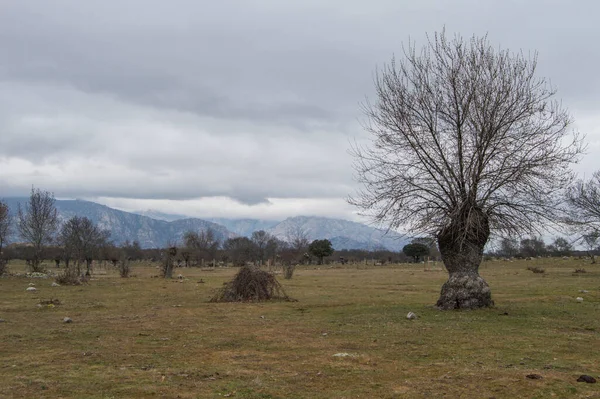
[0, 318, 5, 323]
[577, 375, 597, 383]
[51, 282, 60, 287]
[406, 312, 417, 320]
[332, 353, 355, 357]
[579, 290, 589, 293]
[526, 374, 543, 380]
[321, 332, 328, 336]
[63, 317, 73, 323]
[28, 283, 35, 286]
[177, 274, 184, 280]
[26, 287, 37, 292]
[576, 297, 584, 302]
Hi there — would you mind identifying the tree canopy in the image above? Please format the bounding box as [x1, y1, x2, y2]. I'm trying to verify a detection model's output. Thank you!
[308, 239, 334, 264]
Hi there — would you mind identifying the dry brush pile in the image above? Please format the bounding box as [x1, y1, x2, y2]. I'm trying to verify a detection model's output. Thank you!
[210, 265, 294, 302]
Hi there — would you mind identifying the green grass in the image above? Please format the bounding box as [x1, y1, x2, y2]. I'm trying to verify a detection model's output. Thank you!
[0, 258, 598, 398]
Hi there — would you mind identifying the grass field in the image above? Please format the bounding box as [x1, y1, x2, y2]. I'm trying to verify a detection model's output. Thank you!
[0, 258, 598, 398]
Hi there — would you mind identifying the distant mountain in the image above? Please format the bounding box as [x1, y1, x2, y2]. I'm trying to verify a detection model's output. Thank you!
[1, 198, 408, 251]
[267, 216, 408, 251]
[132, 209, 187, 222]
[2, 198, 235, 248]
[207, 218, 280, 237]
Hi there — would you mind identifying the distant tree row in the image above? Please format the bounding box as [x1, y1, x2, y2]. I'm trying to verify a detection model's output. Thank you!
[493, 236, 577, 259]
[2, 172, 599, 278]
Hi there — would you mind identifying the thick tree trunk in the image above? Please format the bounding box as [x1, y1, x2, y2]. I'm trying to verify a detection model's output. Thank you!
[436, 208, 494, 310]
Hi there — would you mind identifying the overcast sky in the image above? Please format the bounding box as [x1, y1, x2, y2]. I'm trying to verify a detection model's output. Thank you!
[1, 0, 599, 221]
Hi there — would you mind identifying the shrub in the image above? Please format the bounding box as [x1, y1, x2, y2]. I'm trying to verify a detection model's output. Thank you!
[283, 263, 296, 280]
[119, 256, 131, 278]
[210, 265, 293, 302]
[55, 268, 83, 285]
[574, 268, 587, 274]
[0, 259, 8, 276]
[161, 247, 177, 278]
[527, 266, 545, 274]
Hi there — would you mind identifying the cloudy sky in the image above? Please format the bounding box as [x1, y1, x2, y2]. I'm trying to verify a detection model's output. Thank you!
[1, 0, 599, 221]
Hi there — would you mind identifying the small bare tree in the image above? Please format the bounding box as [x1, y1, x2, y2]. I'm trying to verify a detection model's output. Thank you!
[161, 246, 178, 278]
[286, 225, 309, 255]
[581, 231, 599, 264]
[351, 31, 583, 309]
[183, 228, 219, 265]
[59, 216, 110, 276]
[0, 200, 11, 254]
[251, 230, 273, 264]
[566, 171, 600, 263]
[0, 200, 9, 275]
[18, 188, 59, 272]
[567, 171, 600, 227]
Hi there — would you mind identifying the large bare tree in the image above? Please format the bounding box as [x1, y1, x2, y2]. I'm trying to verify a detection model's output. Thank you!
[351, 31, 583, 309]
[18, 188, 59, 272]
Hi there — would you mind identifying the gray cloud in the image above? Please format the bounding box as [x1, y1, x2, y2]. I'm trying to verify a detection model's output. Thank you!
[1, 0, 599, 216]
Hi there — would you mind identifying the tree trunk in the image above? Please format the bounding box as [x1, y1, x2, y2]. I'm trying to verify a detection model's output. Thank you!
[436, 208, 494, 310]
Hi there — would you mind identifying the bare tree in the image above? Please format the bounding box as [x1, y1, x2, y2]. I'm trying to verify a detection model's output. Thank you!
[0, 200, 11, 254]
[497, 238, 519, 258]
[285, 225, 310, 266]
[286, 225, 309, 254]
[566, 171, 600, 228]
[59, 216, 110, 275]
[251, 230, 273, 264]
[161, 245, 178, 278]
[223, 237, 257, 266]
[18, 188, 59, 272]
[351, 31, 583, 309]
[581, 230, 599, 264]
[566, 171, 600, 263]
[183, 228, 219, 265]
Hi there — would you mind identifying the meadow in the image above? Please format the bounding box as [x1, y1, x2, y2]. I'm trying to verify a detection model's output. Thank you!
[0, 258, 598, 398]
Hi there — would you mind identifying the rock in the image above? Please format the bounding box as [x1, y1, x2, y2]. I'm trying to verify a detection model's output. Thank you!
[577, 375, 597, 383]
[28, 272, 49, 279]
[51, 282, 60, 287]
[0, 318, 5, 323]
[28, 283, 35, 286]
[63, 317, 73, 323]
[177, 274, 184, 280]
[526, 374, 543, 380]
[333, 353, 354, 358]
[579, 290, 589, 293]
[576, 297, 584, 302]
[26, 287, 37, 292]
[406, 312, 417, 320]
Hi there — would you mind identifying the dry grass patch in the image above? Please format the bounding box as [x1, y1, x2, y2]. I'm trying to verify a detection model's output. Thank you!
[0, 259, 598, 398]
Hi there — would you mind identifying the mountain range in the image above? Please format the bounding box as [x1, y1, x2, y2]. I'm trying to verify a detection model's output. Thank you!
[2, 198, 409, 251]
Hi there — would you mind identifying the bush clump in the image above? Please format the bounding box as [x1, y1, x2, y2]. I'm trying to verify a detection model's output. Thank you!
[119, 256, 131, 278]
[0, 259, 8, 276]
[527, 266, 545, 274]
[210, 265, 294, 302]
[283, 263, 296, 280]
[55, 268, 84, 285]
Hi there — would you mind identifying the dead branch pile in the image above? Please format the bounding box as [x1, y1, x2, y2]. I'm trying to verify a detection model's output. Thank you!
[210, 265, 294, 302]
